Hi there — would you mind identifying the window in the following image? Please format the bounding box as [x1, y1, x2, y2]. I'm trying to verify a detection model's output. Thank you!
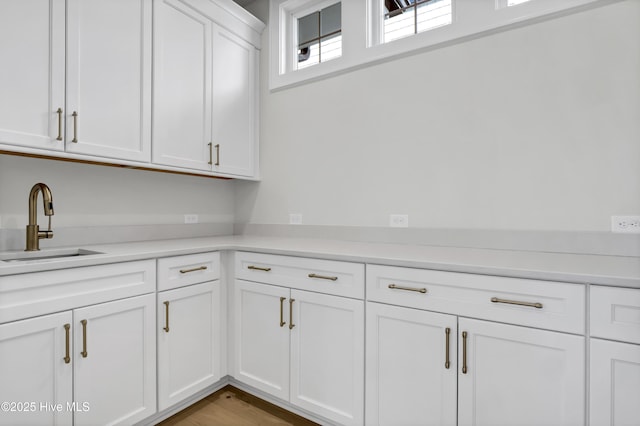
[297, 3, 342, 70]
[383, 0, 452, 44]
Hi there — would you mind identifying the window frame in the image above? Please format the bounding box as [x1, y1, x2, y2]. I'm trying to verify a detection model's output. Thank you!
[269, 0, 616, 91]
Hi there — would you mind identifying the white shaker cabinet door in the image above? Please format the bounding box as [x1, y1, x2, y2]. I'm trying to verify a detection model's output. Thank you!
[211, 23, 258, 177]
[289, 289, 364, 426]
[0, 0, 65, 151]
[0, 312, 73, 426]
[153, 0, 213, 171]
[73, 294, 156, 426]
[590, 339, 640, 426]
[366, 302, 457, 426]
[66, 0, 152, 162]
[233, 280, 290, 400]
[458, 318, 585, 426]
[158, 281, 222, 411]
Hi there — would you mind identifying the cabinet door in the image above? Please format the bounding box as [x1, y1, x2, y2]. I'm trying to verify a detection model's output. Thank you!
[153, 0, 212, 171]
[0, 0, 65, 151]
[0, 312, 72, 426]
[590, 339, 640, 426]
[290, 290, 364, 426]
[458, 318, 584, 426]
[66, 0, 152, 162]
[233, 280, 290, 400]
[158, 281, 221, 410]
[73, 294, 156, 426]
[211, 23, 257, 177]
[366, 302, 457, 426]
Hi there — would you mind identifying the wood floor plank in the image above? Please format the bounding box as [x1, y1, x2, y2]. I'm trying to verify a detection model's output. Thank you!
[158, 386, 319, 426]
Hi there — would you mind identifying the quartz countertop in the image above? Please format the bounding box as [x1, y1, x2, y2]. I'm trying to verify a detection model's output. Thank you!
[0, 235, 638, 288]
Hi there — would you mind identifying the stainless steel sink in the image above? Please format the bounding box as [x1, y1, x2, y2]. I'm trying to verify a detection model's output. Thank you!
[0, 248, 103, 263]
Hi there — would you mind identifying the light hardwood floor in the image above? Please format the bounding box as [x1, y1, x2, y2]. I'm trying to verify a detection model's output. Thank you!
[158, 386, 319, 426]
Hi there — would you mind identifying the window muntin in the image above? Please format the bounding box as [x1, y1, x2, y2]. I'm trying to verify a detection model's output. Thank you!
[383, 0, 452, 44]
[296, 2, 342, 70]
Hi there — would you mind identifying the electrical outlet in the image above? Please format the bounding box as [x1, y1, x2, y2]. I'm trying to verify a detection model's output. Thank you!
[184, 214, 199, 224]
[289, 213, 303, 225]
[390, 214, 409, 228]
[611, 216, 640, 233]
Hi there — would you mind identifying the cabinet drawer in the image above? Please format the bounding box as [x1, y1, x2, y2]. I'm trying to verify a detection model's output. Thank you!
[157, 252, 220, 291]
[590, 285, 640, 344]
[0, 260, 156, 324]
[235, 252, 364, 299]
[367, 265, 585, 334]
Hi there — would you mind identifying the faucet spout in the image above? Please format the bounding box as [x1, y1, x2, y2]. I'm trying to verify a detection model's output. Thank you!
[26, 183, 55, 251]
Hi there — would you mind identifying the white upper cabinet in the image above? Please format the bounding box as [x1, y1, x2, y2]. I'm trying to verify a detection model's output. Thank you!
[0, 0, 65, 151]
[211, 23, 258, 177]
[153, 0, 261, 178]
[65, 0, 152, 162]
[153, 0, 213, 171]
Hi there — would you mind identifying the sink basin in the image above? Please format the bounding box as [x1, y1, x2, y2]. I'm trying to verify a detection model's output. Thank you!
[0, 248, 103, 263]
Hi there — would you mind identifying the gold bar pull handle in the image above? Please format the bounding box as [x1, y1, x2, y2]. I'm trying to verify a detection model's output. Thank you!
[163, 301, 170, 332]
[71, 111, 78, 143]
[279, 297, 286, 327]
[491, 297, 543, 309]
[179, 266, 208, 274]
[388, 284, 427, 294]
[248, 265, 272, 272]
[444, 327, 451, 369]
[289, 299, 295, 330]
[80, 319, 88, 358]
[214, 144, 220, 166]
[56, 108, 63, 141]
[461, 331, 468, 374]
[208, 142, 213, 165]
[64, 324, 71, 364]
[308, 273, 338, 281]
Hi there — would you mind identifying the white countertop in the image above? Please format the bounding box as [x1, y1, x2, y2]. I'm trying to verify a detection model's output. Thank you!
[0, 235, 638, 288]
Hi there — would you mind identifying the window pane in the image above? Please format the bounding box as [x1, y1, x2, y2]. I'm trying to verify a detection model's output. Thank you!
[299, 12, 319, 48]
[297, 2, 342, 69]
[321, 2, 341, 37]
[383, 0, 452, 44]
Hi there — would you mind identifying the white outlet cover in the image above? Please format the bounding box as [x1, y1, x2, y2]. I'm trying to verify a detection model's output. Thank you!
[390, 214, 409, 228]
[289, 213, 303, 225]
[184, 214, 199, 224]
[611, 215, 640, 233]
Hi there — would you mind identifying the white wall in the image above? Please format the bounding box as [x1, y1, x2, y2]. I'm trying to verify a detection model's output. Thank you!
[237, 0, 640, 232]
[0, 155, 235, 230]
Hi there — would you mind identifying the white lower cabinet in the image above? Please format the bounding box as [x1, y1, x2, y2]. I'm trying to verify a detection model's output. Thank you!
[0, 312, 73, 426]
[457, 318, 585, 426]
[366, 303, 457, 426]
[590, 339, 640, 426]
[234, 279, 364, 425]
[157, 281, 222, 410]
[0, 293, 156, 426]
[73, 294, 156, 426]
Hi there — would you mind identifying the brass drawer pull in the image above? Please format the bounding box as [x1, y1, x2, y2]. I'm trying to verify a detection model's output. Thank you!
[56, 108, 63, 141]
[163, 301, 170, 332]
[179, 266, 208, 274]
[491, 297, 543, 309]
[208, 142, 213, 165]
[462, 331, 468, 374]
[289, 299, 295, 330]
[279, 297, 286, 327]
[80, 319, 88, 358]
[444, 327, 451, 369]
[248, 265, 272, 272]
[214, 144, 220, 166]
[308, 273, 338, 281]
[71, 111, 78, 143]
[388, 284, 427, 294]
[64, 323, 71, 364]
